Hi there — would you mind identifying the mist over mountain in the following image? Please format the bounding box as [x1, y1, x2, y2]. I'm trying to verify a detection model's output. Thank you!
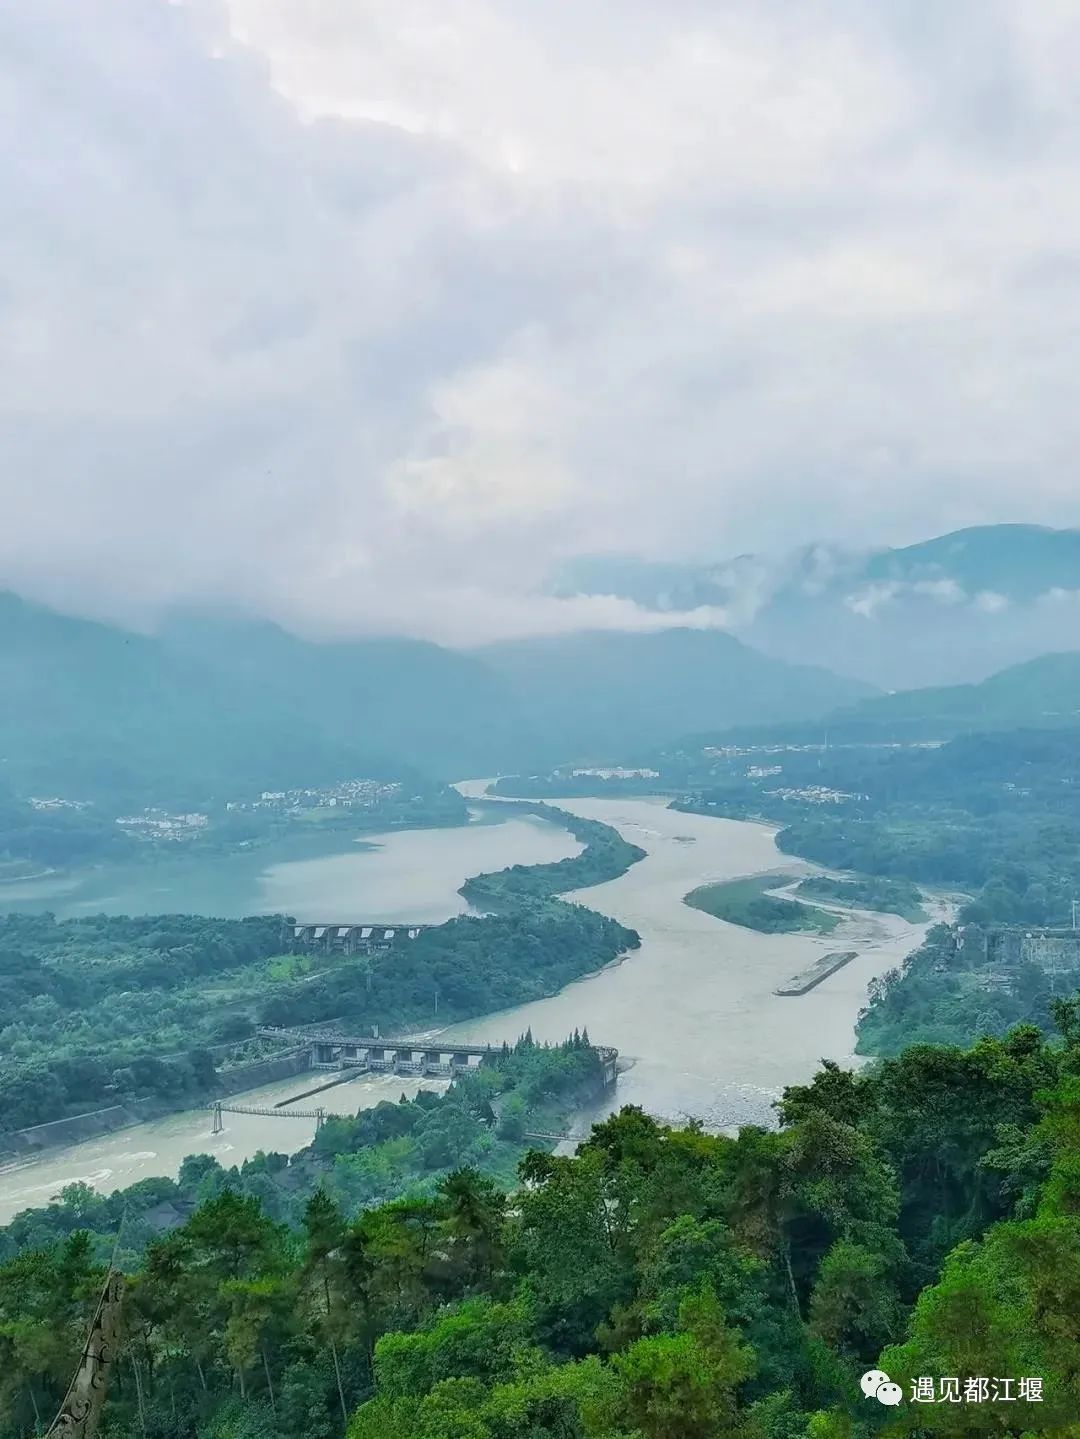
[474, 629, 873, 759]
[0, 594, 450, 807]
[0, 594, 869, 804]
[553, 524, 1080, 689]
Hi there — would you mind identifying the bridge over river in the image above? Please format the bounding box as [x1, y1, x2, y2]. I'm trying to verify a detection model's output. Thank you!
[209, 1101, 336, 1133]
[208, 1100, 589, 1145]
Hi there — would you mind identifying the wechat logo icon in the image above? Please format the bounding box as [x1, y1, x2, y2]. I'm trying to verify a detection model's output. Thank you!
[861, 1370, 903, 1406]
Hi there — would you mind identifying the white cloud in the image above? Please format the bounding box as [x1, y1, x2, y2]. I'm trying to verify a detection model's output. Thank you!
[2, 0, 1080, 641]
[975, 589, 1011, 613]
[844, 577, 1023, 622]
[912, 578, 966, 605]
[844, 583, 903, 620]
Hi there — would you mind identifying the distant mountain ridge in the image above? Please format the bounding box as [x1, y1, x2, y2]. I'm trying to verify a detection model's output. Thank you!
[661, 649, 1080, 757]
[828, 650, 1080, 740]
[471, 628, 874, 759]
[0, 594, 869, 805]
[552, 524, 1080, 689]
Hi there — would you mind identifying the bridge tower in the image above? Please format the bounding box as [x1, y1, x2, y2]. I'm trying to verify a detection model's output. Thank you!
[211, 1102, 224, 1135]
[315, 1107, 325, 1131]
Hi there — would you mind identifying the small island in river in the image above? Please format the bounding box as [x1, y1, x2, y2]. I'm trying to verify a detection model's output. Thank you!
[684, 871, 840, 934]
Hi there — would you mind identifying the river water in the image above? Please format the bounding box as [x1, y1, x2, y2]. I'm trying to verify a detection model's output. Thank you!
[0, 1071, 449, 1222]
[441, 792, 940, 1133]
[0, 794, 937, 1220]
[0, 809, 580, 922]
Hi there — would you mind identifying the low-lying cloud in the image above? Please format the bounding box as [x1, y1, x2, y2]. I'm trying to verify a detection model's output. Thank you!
[843, 578, 1016, 620]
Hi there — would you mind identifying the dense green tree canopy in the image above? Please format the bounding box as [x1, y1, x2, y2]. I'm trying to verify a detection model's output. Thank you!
[2, 1017, 1077, 1436]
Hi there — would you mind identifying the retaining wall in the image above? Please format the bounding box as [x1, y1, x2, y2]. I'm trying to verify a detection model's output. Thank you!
[213, 1048, 312, 1097]
[0, 1050, 313, 1161]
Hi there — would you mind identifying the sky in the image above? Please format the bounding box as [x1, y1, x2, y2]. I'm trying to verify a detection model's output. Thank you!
[3, 0, 1080, 644]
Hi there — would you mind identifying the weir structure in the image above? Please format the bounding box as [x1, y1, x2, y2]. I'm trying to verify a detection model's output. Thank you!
[288, 923, 429, 955]
[254, 1025, 619, 1087]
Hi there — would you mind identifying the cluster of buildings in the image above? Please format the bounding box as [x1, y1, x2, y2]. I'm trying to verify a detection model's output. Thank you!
[703, 743, 818, 760]
[225, 778, 404, 814]
[957, 923, 1080, 995]
[700, 739, 944, 760]
[569, 766, 660, 780]
[115, 809, 210, 841]
[763, 785, 867, 805]
[25, 777, 412, 845]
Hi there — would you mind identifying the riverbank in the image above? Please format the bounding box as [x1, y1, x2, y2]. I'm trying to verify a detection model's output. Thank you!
[0, 799, 640, 1205]
[0, 804, 581, 920]
[0, 1067, 452, 1224]
[0, 1048, 314, 1161]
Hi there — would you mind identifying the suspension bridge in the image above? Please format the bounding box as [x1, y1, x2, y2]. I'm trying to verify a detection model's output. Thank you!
[208, 1103, 586, 1143]
[209, 1101, 343, 1133]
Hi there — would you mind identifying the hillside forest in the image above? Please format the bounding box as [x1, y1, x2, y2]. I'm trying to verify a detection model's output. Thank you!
[3, 1014, 1079, 1436]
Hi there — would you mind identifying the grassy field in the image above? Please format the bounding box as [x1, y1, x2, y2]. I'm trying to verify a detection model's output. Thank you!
[684, 872, 840, 934]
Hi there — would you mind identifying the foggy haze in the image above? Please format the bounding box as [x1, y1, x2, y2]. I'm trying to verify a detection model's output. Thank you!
[3, 1, 1080, 641]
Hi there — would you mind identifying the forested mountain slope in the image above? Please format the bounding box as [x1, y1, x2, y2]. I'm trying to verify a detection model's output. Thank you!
[826, 649, 1080, 739]
[474, 628, 873, 758]
[3, 1018, 1079, 1436]
[0, 593, 870, 802]
[0, 594, 527, 804]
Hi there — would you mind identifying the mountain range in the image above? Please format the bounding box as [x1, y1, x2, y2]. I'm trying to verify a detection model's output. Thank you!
[471, 628, 873, 760]
[552, 524, 1080, 689]
[0, 595, 870, 806]
[827, 650, 1080, 741]
[6, 523, 1080, 804]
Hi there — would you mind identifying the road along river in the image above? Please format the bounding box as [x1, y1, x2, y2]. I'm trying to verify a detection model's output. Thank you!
[0, 794, 938, 1218]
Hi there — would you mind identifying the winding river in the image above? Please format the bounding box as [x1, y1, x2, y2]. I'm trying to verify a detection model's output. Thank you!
[0, 793, 938, 1220]
[444, 792, 940, 1133]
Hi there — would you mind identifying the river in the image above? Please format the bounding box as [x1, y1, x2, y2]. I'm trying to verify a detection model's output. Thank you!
[0, 1070, 450, 1222]
[0, 808, 580, 922]
[0, 793, 937, 1220]
[0, 807, 577, 1221]
[441, 792, 940, 1133]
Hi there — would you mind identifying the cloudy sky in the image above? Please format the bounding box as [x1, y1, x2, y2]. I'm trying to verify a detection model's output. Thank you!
[4, 0, 1080, 643]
